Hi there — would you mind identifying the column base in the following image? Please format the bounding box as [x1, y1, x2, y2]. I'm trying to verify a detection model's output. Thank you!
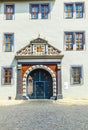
[50, 96, 57, 100]
[50, 95, 63, 100]
[16, 94, 25, 100]
[56, 94, 63, 99]
[16, 94, 31, 100]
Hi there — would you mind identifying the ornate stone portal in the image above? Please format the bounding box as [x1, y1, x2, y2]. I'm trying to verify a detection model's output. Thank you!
[23, 65, 56, 97]
[15, 37, 64, 99]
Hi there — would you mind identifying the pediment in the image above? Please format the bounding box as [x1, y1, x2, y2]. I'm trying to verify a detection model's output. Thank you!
[16, 37, 62, 58]
[30, 37, 48, 44]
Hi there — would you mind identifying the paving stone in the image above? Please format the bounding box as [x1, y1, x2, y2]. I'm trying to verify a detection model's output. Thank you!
[0, 100, 88, 130]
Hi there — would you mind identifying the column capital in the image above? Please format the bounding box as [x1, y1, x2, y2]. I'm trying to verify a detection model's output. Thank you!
[17, 64, 22, 70]
[57, 64, 61, 70]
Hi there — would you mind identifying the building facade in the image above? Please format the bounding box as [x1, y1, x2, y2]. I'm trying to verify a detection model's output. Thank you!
[0, 0, 88, 99]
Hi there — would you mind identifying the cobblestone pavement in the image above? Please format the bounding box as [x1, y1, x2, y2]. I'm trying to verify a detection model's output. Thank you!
[0, 100, 88, 130]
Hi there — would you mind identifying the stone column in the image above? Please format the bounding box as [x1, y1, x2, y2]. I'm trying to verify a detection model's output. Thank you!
[57, 64, 63, 99]
[16, 64, 23, 99]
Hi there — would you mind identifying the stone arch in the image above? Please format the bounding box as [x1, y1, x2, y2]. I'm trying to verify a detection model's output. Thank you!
[22, 65, 56, 97]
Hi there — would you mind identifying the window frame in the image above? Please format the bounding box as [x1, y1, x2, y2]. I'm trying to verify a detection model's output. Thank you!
[70, 65, 83, 85]
[75, 32, 85, 50]
[4, 4, 15, 20]
[64, 32, 85, 51]
[64, 3, 74, 19]
[1, 67, 13, 85]
[30, 4, 39, 19]
[64, 2, 84, 19]
[64, 32, 74, 50]
[3, 33, 14, 52]
[75, 3, 84, 19]
[40, 4, 49, 19]
[29, 3, 50, 19]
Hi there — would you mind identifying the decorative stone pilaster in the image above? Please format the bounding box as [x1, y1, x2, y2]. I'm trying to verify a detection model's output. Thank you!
[57, 64, 63, 99]
[16, 64, 23, 99]
[17, 64, 22, 70]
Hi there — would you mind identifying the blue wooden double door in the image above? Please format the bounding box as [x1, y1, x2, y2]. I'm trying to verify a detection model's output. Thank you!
[28, 69, 53, 99]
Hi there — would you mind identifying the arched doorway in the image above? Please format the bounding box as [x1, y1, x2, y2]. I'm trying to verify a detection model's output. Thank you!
[27, 69, 53, 99]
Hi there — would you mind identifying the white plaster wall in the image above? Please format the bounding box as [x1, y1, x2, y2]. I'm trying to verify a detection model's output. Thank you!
[0, 0, 88, 99]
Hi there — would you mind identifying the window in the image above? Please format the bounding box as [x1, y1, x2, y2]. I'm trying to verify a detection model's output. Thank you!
[76, 33, 84, 50]
[2, 67, 13, 85]
[64, 3, 84, 19]
[41, 4, 49, 19]
[31, 4, 39, 19]
[64, 32, 85, 51]
[65, 4, 73, 18]
[71, 66, 82, 85]
[30, 4, 49, 19]
[4, 4, 14, 20]
[76, 3, 84, 18]
[65, 32, 74, 50]
[4, 33, 14, 52]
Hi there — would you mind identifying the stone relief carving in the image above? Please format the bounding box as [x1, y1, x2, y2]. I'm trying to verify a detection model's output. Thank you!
[17, 37, 61, 56]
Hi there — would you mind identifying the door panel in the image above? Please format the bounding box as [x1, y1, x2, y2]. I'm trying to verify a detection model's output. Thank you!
[28, 69, 53, 99]
[36, 82, 44, 98]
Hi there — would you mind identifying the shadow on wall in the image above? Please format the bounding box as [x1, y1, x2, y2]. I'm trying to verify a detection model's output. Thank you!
[1, 1, 55, 14]
[16, 1, 55, 14]
[11, 58, 17, 68]
[11, 58, 18, 98]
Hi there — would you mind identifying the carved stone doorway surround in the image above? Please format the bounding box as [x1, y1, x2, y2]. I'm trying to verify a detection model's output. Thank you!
[22, 65, 56, 97]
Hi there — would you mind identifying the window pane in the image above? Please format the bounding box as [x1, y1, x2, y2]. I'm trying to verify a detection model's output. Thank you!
[4, 34, 14, 52]
[76, 3, 84, 18]
[5, 5, 14, 20]
[65, 4, 73, 18]
[31, 4, 39, 19]
[76, 33, 84, 50]
[4, 68, 12, 84]
[72, 67, 81, 84]
[41, 4, 49, 19]
[65, 33, 73, 50]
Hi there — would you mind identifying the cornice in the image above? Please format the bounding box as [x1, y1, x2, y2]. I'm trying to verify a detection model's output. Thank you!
[15, 55, 64, 60]
[0, 0, 55, 2]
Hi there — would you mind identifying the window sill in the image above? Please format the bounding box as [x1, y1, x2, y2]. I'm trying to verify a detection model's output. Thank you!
[64, 17, 84, 19]
[70, 83, 83, 86]
[66, 49, 73, 51]
[2, 84, 12, 86]
[76, 48, 84, 51]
